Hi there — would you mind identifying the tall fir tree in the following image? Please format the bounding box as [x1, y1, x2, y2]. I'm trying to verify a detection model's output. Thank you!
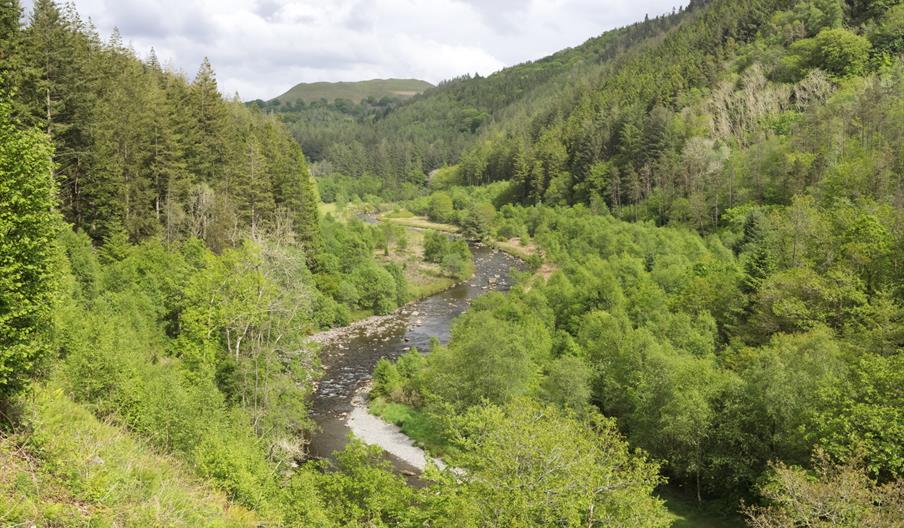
[189, 57, 227, 187]
[20, 0, 98, 232]
[0, 0, 23, 103]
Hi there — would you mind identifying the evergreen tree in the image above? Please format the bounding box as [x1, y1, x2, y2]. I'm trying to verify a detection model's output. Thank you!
[0, 0, 23, 100]
[188, 57, 227, 186]
[20, 0, 98, 230]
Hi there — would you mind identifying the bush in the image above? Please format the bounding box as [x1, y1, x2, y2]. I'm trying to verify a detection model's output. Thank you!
[351, 262, 399, 315]
[372, 358, 404, 400]
[0, 101, 60, 400]
[462, 202, 496, 240]
[428, 192, 454, 223]
[423, 231, 473, 279]
[870, 5, 904, 55]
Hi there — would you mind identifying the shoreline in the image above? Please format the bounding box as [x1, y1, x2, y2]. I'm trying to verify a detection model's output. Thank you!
[346, 385, 448, 472]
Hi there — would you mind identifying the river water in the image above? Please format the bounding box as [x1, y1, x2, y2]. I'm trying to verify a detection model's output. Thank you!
[308, 244, 522, 471]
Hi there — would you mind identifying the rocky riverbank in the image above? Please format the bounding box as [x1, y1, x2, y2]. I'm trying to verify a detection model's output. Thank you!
[346, 385, 448, 472]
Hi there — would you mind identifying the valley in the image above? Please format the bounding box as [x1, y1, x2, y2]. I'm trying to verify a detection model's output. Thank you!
[2, 0, 903, 526]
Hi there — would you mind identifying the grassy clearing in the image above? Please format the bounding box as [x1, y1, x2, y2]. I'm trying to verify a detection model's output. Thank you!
[382, 208, 415, 219]
[490, 238, 536, 261]
[408, 276, 456, 300]
[368, 398, 453, 458]
[274, 78, 432, 104]
[319, 201, 378, 223]
[377, 226, 466, 303]
[490, 237, 558, 284]
[381, 214, 459, 233]
[0, 385, 258, 527]
[318, 201, 339, 218]
[349, 308, 376, 323]
[659, 487, 744, 528]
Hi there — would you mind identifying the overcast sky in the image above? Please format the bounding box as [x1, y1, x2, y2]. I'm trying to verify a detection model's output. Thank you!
[22, 0, 685, 100]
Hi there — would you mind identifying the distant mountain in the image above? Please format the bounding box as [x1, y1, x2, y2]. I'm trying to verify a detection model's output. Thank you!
[271, 79, 434, 104]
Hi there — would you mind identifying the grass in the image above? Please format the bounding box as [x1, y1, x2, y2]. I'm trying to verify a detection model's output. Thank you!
[0, 385, 258, 527]
[369, 398, 453, 458]
[272, 79, 433, 104]
[408, 276, 456, 300]
[381, 215, 459, 233]
[658, 486, 745, 528]
[318, 202, 339, 217]
[349, 308, 376, 323]
[375, 224, 469, 304]
[490, 238, 536, 260]
[382, 208, 415, 219]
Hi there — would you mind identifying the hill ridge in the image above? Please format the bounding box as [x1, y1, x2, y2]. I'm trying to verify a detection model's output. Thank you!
[271, 78, 434, 104]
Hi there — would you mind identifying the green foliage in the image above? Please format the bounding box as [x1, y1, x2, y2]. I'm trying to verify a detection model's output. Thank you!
[316, 217, 409, 316]
[745, 453, 904, 527]
[424, 297, 551, 410]
[0, 96, 59, 400]
[793, 28, 873, 78]
[43, 232, 357, 519]
[816, 352, 904, 480]
[6, 1, 322, 253]
[422, 231, 474, 280]
[428, 192, 454, 223]
[870, 4, 904, 54]
[351, 261, 399, 315]
[846, 0, 904, 25]
[0, 385, 258, 526]
[8, 0, 904, 523]
[446, 400, 670, 527]
[309, 441, 416, 527]
[460, 201, 496, 240]
[389, 193, 904, 505]
[539, 355, 593, 413]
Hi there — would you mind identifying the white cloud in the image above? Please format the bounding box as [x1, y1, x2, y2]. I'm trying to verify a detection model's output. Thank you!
[21, 0, 685, 100]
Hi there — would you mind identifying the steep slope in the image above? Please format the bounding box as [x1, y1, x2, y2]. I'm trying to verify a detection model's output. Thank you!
[374, 0, 904, 511]
[266, 8, 691, 195]
[0, 386, 258, 526]
[455, 0, 904, 229]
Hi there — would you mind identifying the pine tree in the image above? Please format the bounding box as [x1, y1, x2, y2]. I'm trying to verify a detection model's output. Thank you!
[188, 57, 227, 187]
[147, 72, 188, 242]
[0, 0, 23, 101]
[233, 127, 274, 236]
[85, 31, 157, 241]
[272, 139, 323, 263]
[160, 74, 196, 242]
[20, 0, 99, 231]
[294, 153, 323, 263]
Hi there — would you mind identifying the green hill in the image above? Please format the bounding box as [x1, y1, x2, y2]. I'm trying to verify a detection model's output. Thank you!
[272, 78, 434, 104]
[270, 10, 689, 191]
[6, 0, 904, 525]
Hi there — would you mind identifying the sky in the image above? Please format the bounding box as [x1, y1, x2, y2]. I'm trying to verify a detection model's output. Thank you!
[21, 0, 685, 100]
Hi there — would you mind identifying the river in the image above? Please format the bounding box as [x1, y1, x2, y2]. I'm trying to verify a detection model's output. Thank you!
[308, 244, 522, 473]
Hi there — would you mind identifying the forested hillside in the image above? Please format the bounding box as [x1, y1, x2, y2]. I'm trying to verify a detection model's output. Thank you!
[2, 0, 442, 524]
[261, 8, 691, 199]
[4, 0, 324, 251]
[3, 0, 904, 526]
[352, 0, 904, 524]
